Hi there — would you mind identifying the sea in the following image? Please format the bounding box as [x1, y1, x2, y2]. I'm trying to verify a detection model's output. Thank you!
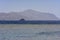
[0, 24, 60, 40]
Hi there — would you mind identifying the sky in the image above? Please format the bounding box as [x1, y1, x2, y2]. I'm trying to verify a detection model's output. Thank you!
[0, 0, 60, 18]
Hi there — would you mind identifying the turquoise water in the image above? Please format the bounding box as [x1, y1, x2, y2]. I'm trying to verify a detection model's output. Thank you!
[0, 24, 60, 40]
[0, 29, 60, 40]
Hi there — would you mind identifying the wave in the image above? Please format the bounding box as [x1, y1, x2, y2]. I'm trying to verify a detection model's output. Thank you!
[36, 31, 60, 35]
[14, 31, 60, 37]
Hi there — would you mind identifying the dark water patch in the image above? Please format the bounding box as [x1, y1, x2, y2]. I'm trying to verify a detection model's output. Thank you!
[36, 31, 60, 36]
[0, 20, 60, 24]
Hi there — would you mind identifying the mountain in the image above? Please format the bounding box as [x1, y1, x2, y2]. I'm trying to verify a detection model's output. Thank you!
[0, 9, 59, 20]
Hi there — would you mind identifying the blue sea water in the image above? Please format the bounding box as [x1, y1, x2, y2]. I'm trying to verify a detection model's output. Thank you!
[0, 29, 60, 40]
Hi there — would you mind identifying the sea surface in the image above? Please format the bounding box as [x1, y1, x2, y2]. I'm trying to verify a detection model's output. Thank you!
[0, 24, 60, 40]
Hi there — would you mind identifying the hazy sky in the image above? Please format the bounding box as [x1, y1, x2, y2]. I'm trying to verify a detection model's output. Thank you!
[0, 0, 60, 18]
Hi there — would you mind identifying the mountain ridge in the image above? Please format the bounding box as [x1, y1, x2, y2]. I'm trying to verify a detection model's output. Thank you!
[0, 9, 59, 20]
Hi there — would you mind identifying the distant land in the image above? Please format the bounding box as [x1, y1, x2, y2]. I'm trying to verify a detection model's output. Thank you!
[0, 9, 59, 20]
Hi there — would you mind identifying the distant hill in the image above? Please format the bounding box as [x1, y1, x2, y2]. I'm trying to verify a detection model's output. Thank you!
[0, 9, 59, 20]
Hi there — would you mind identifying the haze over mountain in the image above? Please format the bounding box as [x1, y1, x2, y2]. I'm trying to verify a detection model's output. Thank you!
[0, 9, 59, 20]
